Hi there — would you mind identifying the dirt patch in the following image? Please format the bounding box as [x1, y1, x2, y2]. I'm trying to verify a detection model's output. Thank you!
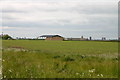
[9, 46, 25, 49]
[3, 46, 28, 52]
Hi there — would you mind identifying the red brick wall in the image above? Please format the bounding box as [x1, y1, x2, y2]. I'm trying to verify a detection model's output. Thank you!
[46, 37, 63, 41]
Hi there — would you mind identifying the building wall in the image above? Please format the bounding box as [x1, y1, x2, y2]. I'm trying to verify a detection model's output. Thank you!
[46, 37, 64, 41]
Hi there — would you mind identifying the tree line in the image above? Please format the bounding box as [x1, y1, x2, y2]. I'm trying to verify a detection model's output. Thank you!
[0, 34, 13, 40]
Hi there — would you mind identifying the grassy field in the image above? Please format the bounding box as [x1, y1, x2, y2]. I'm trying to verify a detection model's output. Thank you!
[0, 40, 2, 79]
[2, 40, 118, 78]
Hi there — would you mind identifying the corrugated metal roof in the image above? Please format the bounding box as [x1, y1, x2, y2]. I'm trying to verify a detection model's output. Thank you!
[40, 35, 62, 37]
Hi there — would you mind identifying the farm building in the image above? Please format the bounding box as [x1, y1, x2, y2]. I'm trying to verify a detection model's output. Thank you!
[67, 36, 88, 41]
[40, 35, 64, 41]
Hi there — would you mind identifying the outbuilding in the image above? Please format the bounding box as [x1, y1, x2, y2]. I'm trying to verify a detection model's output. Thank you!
[40, 35, 64, 41]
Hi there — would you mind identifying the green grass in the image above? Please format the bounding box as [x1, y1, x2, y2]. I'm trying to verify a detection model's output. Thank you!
[0, 39, 2, 79]
[2, 40, 118, 78]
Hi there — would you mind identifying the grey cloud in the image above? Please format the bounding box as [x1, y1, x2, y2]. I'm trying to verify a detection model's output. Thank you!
[69, 4, 117, 15]
[1, 0, 118, 39]
[1, 9, 25, 13]
[1, 1, 117, 17]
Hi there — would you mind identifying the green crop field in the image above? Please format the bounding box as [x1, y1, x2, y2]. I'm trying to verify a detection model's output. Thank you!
[2, 40, 118, 78]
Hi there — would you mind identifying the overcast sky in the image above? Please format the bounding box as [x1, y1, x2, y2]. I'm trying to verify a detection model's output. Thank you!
[0, 0, 119, 39]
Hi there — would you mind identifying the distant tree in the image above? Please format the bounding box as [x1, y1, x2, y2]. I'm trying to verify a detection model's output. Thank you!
[2, 34, 12, 40]
[0, 35, 2, 39]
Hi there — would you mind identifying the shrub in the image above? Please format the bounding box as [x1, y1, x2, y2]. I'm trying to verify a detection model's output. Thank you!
[53, 55, 60, 59]
[63, 56, 75, 62]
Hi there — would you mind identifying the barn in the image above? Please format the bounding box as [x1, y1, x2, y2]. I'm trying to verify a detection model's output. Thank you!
[40, 35, 64, 41]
